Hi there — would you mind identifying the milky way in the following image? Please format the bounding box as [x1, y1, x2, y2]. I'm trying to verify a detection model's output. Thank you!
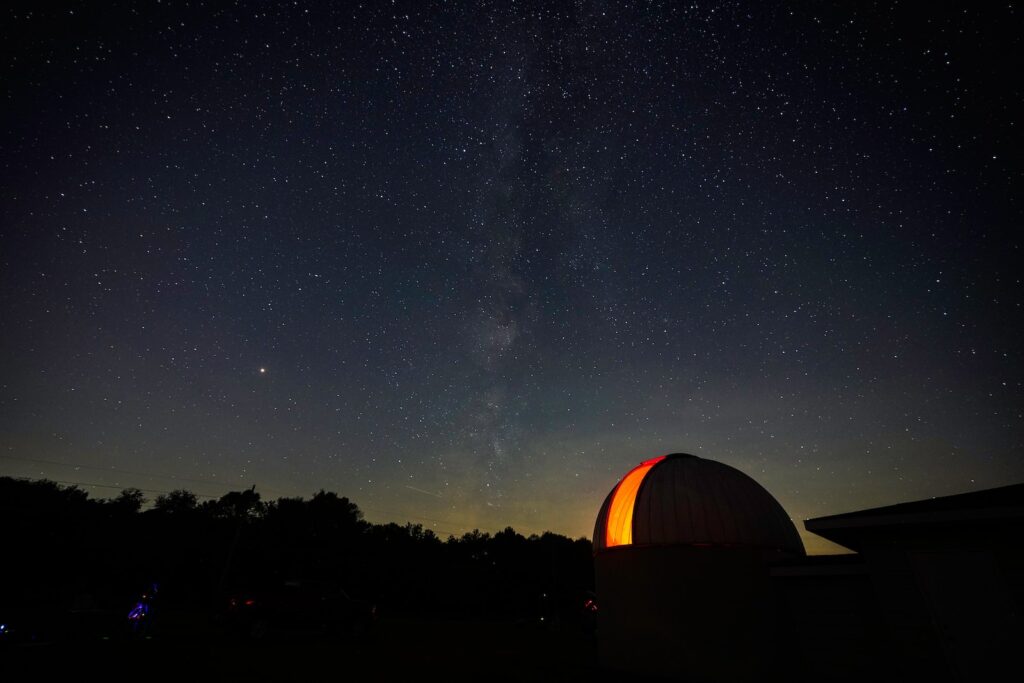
[2, 2, 1021, 552]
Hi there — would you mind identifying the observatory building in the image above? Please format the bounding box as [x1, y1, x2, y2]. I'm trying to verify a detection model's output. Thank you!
[593, 453, 1024, 682]
[592, 453, 804, 681]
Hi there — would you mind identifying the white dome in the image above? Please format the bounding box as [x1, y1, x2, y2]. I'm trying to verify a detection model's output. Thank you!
[593, 453, 804, 555]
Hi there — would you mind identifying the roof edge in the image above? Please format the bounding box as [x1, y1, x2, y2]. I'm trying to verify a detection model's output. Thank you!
[806, 505, 1024, 532]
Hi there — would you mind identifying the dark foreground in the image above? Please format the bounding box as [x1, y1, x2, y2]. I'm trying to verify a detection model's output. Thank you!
[0, 617, 614, 682]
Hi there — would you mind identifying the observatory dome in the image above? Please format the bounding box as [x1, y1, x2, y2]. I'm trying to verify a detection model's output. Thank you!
[593, 453, 804, 556]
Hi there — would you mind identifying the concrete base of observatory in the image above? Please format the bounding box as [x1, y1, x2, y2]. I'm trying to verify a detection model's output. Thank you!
[595, 545, 781, 682]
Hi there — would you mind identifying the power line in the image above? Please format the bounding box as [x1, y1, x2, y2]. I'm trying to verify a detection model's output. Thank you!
[9, 477, 218, 499]
[0, 453, 288, 496]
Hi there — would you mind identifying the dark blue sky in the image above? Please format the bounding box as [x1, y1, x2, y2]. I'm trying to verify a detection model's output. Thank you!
[2, 1, 1021, 552]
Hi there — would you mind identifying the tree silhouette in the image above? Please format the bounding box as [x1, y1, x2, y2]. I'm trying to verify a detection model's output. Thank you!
[213, 486, 264, 519]
[153, 489, 198, 514]
[1, 475, 596, 628]
[110, 487, 146, 513]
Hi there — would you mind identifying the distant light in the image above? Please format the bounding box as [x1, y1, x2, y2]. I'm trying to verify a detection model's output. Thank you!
[259, 367, 267, 374]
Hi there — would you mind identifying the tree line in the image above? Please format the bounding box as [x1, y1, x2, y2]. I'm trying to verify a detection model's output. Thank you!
[0, 476, 595, 623]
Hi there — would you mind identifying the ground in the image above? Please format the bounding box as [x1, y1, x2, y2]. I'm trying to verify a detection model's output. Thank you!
[0, 616, 622, 681]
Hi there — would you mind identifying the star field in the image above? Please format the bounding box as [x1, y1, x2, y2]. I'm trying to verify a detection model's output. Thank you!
[1, 2, 1021, 552]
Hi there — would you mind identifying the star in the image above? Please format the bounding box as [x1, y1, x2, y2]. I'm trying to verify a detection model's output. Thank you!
[0, 1, 1018, 545]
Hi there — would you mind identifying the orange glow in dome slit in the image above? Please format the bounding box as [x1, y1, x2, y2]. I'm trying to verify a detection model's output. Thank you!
[605, 455, 666, 547]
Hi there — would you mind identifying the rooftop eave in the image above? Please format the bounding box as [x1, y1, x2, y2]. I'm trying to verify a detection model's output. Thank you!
[805, 505, 1024, 533]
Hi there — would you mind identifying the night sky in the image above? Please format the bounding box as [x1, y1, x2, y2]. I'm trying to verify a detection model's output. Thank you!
[2, 2, 1021, 553]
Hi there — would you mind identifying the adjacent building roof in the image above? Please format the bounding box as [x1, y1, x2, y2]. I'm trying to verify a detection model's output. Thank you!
[805, 483, 1024, 551]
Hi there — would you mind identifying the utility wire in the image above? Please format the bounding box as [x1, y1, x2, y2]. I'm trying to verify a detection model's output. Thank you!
[2, 453, 261, 489]
[0, 453, 288, 496]
[10, 477, 218, 499]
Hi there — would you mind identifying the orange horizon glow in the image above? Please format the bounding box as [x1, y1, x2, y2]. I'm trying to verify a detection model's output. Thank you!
[605, 455, 666, 547]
